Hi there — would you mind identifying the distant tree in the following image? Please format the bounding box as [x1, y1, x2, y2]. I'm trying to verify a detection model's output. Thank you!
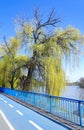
[79, 77, 84, 87]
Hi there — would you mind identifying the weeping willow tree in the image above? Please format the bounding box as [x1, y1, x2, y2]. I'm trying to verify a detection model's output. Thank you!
[0, 9, 82, 95]
[0, 36, 28, 89]
[11, 9, 83, 95]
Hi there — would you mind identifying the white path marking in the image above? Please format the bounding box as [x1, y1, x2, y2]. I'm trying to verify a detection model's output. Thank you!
[29, 120, 43, 130]
[0, 98, 3, 100]
[8, 104, 14, 108]
[0, 110, 15, 130]
[16, 110, 23, 116]
[4, 100, 7, 103]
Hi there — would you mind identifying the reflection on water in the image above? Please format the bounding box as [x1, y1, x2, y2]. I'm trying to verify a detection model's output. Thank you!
[34, 85, 84, 100]
[62, 86, 84, 100]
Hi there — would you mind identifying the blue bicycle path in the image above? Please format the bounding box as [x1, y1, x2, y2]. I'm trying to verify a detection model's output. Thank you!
[0, 94, 70, 130]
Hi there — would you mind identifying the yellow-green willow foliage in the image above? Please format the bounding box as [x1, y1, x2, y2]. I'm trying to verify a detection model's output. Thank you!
[0, 55, 10, 87]
[0, 55, 12, 87]
[0, 37, 28, 88]
[10, 38, 20, 54]
[30, 26, 82, 96]
[42, 56, 66, 96]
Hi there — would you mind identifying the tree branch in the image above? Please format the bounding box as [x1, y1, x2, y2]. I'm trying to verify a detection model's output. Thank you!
[3, 36, 14, 58]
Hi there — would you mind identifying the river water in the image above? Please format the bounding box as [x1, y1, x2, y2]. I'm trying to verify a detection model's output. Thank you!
[34, 85, 84, 100]
[62, 85, 84, 100]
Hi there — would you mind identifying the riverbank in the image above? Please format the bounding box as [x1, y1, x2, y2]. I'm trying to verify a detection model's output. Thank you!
[66, 82, 79, 86]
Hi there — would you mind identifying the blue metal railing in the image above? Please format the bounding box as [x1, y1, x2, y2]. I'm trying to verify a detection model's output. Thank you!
[0, 87, 84, 127]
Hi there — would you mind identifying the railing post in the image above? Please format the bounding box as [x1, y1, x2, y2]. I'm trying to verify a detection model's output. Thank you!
[24, 92, 25, 102]
[34, 93, 36, 106]
[50, 96, 52, 113]
[78, 101, 82, 126]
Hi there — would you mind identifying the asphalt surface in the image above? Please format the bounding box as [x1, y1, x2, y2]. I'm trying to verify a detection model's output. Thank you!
[0, 94, 70, 130]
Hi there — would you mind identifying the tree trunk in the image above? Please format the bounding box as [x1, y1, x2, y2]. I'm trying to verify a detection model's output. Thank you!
[23, 65, 35, 91]
[10, 75, 14, 89]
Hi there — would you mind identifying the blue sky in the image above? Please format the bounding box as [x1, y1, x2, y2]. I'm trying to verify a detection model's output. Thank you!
[0, 0, 84, 82]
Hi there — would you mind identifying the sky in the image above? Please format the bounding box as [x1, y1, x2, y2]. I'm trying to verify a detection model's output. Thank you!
[0, 0, 84, 82]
